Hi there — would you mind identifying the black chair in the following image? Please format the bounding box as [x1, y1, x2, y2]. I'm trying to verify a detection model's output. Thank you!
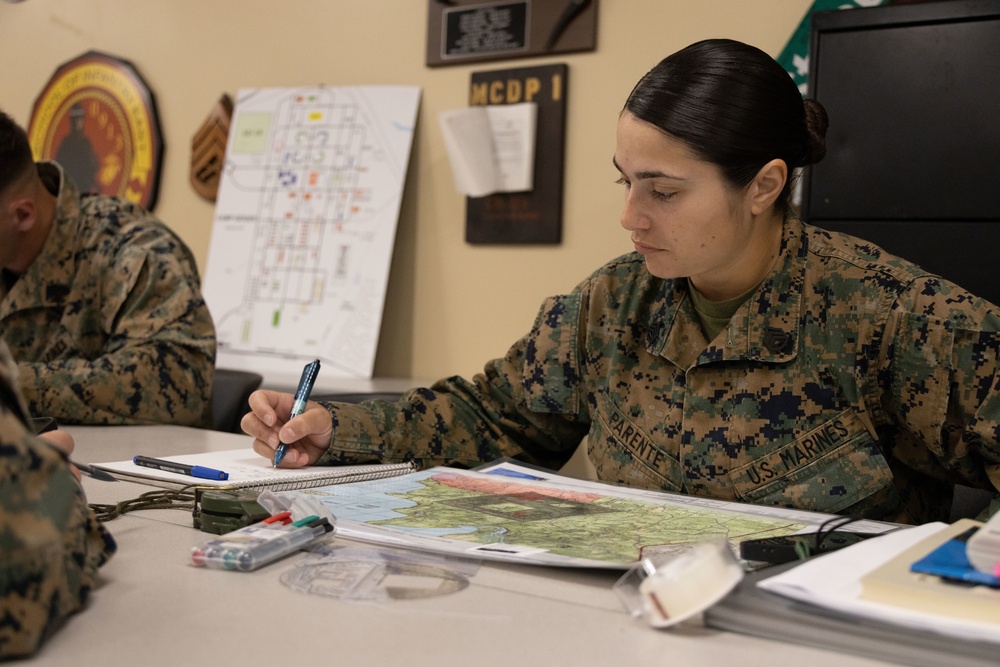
[211, 368, 264, 433]
[948, 484, 995, 522]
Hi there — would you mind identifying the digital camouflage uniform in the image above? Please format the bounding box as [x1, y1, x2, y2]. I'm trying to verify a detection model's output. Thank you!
[0, 162, 216, 426]
[0, 341, 115, 658]
[317, 218, 1000, 524]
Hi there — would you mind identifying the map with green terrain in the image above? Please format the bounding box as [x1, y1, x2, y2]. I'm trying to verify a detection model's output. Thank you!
[304, 462, 816, 566]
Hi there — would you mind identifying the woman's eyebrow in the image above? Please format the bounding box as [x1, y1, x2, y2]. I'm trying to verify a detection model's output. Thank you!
[612, 156, 687, 181]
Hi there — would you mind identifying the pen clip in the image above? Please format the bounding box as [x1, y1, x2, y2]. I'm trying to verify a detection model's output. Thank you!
[291, 514, 321, 527]
[263, 511, 293, 525]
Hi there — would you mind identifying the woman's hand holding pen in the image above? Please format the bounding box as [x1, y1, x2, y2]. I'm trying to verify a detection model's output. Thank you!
[244, 389, 332, 467]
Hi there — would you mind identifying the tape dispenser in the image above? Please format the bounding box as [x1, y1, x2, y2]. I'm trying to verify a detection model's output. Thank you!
[613, 538, 744, 629]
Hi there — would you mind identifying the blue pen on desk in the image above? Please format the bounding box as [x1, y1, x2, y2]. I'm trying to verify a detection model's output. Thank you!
[273, 359, 321, 468]
[133, 455, 229, 481]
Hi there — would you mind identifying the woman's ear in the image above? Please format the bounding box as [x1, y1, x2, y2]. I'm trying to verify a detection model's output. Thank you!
[748, 159, 788, 215]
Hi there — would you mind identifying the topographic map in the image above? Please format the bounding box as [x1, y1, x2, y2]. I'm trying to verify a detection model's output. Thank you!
[204, 86, 420, 381]
[299, 461, 870, 568]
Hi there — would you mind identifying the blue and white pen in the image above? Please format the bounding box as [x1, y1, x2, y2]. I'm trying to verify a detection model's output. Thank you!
[133, 455, 229, 481]
[273, 359, 321, 467]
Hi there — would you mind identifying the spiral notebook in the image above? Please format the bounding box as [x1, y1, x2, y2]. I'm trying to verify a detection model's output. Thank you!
[93, 448, 417, 491]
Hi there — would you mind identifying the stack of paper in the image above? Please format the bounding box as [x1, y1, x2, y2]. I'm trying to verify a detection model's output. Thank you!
[705, 558, 1000, 667]
[860, 520, 1000, 624]
[755, 522, 1000, 644]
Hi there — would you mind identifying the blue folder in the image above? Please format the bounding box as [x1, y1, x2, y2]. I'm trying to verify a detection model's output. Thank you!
[909, 527, 1000, 588]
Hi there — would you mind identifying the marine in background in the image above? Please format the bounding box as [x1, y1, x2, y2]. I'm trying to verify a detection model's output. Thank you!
[0, 109, 216, 426]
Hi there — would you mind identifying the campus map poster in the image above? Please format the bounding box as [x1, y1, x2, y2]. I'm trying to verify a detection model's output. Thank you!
[204, 86, 421, 383]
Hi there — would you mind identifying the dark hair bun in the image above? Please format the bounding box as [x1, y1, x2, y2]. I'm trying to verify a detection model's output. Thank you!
[802, 98, 829, 166]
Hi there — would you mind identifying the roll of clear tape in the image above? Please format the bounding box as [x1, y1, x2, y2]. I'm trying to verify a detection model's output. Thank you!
[613, 538, 744, 628]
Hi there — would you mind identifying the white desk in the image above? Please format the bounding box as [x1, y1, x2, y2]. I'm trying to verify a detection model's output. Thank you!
[26, 425, 896, 666]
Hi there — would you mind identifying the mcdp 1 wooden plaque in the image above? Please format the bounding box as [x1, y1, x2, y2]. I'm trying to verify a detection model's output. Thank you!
[27, 50, 164, 211]
[466, 63, 567, 245]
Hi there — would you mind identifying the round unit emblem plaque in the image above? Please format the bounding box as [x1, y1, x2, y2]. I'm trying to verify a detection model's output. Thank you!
[27, 50, 163, 210]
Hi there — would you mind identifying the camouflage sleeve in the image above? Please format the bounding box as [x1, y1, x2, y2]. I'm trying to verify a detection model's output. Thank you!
[15, 243, 216, 427]
[0, 362, 116, 657]
[316, 287, 593, 470]
[880, 277, 1000, 495]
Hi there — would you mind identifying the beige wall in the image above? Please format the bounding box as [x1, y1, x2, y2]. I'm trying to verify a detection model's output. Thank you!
[0, 0, 811, 382]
